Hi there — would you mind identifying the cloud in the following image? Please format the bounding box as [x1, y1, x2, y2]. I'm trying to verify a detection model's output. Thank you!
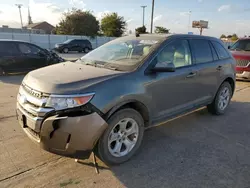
[153, 15, 162, 22]
[95, 10, 111, 21]
[68, 0, 86, 9]
[179, 11, 191, 16]
[218, 5, 231, 12]
[126, 19, 134, 23]
[0, 0, 64, 27]
[198, 0, 203, 2]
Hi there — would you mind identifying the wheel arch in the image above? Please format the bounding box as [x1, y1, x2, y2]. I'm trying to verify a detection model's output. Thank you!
[104, 100, 151, 127]
[223, 77, 235, 95]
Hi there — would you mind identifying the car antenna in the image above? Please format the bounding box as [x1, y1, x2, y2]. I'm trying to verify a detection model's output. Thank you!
[75, 152, 100, 174]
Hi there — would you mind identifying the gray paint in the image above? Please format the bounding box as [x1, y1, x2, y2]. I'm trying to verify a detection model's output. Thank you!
[22, 34, 236, 126]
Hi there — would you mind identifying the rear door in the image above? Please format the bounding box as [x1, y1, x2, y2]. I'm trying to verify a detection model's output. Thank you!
[0, 41, 23, 73]
[17, 42, 48, 71]
[189, 39, 222, 105]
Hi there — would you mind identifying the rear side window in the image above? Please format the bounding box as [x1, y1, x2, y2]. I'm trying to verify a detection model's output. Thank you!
[0, 42, 19, 55]
[190, 39, 213, 64]
[211, 41, 230, 59]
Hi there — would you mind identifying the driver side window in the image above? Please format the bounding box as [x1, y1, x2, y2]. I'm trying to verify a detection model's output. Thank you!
[155, 39, 192, 68]
[18, 43, 40, 55]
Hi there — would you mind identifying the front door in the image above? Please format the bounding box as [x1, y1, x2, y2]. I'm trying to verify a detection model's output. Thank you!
[17, 42, 47, 71]
[145, 39, 199, 121]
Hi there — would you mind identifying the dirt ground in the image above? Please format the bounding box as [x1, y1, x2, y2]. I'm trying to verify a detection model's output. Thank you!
[0, 76, 250, 188]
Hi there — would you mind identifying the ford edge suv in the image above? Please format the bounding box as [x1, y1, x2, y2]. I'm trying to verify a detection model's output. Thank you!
[16, 34, 236, 165]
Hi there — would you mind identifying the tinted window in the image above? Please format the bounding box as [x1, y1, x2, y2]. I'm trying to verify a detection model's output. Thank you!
[190, 39, 213, 64]
[212, 41, 230, 59]
[230, 39, 250, 51]
[210, 43, 219, 61]
[155, 39, 192, 68]
[18, 43, 41, 54]
[0, 42, 19, 55]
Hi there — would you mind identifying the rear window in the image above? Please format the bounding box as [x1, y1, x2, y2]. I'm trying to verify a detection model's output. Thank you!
[211, 41, 230, 59]
[0, 42, 19, 55]
[190, 39, 213, 64]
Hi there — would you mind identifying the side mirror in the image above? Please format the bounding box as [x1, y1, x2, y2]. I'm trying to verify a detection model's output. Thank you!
[151, 63, 176, 73]
[228, 46, 231, 49]
[38, 50, 46, 57]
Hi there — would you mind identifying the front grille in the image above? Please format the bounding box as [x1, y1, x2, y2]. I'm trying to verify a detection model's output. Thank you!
[236, 59, 249, 67]
[22, 84, 49, 99]
[236, 70, 244, 74]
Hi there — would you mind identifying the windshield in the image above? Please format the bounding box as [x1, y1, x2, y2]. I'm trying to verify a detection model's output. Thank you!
[63, 39, 73, 44]
[230, 39, 250, 51]
[76, 38, 159, 71]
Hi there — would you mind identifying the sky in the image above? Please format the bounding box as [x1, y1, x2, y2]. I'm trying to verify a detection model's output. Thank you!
[0, 0, 250, 37]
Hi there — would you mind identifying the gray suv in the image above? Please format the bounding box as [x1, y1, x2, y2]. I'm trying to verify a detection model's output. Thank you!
[16, 34, 236, 165]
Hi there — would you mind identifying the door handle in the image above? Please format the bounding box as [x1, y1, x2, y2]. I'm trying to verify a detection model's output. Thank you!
[216, 66, 222, 71]
[186, 72, 197, 78]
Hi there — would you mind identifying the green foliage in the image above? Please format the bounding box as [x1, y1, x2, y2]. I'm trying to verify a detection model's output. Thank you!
[100, 13, 126, 37]
[55, 9, 99, 38]
[154, 26, 170, 34]
[135, 26, 147, 34]
[220, 34, 226, 38]
[231, 33, 238, 41]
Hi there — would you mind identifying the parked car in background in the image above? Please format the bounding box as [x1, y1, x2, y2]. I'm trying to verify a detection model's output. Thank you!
[54, 39, 92, 53]
[229, 38, 250, 80]
[16, 34, 235, 165]
[0, 40, 64, 75]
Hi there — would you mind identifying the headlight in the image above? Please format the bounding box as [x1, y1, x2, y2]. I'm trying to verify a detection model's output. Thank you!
[45, 93, 95, 110]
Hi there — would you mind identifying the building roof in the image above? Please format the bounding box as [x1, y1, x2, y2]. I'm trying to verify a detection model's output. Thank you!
[26, 21, 54, 28]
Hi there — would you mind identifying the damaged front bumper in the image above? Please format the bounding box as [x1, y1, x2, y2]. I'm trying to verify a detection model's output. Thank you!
[16, 109, 108, 159]
[16, 84, 108, 159]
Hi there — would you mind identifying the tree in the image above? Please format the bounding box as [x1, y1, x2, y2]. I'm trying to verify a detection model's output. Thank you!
[135, 26, 147, 34]
[55, 9, 99, 38]
[231, 33, 238, 41]
[155, 26, 170, 34]
[100, 13, 126, 37]
[220, 34, 226, 39]
[227, 35, 232, 38]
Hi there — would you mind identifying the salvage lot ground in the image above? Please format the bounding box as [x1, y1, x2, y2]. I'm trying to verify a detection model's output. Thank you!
[0, 76, 250, 188]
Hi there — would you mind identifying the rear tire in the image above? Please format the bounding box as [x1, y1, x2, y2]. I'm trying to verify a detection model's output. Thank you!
[0, 67, 5, 76]
[96, 108, 144, 165]
[84, 47, 90, 53]
[207, 82, 232, 115]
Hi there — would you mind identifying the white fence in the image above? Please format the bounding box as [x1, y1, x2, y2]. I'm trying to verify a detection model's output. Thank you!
[0, 32, 116, 50]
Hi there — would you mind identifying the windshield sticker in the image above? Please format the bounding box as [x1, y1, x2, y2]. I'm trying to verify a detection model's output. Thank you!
[139, 40, 158, 45]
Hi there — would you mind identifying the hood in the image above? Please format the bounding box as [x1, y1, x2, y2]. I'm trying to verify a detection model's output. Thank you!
[23, 62, 123, 94]
[230, 50, 250, 60]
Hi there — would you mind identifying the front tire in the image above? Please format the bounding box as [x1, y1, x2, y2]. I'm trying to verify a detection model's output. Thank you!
[63, 48, 69, 53]
[207, 82, 232, 115]
[96, 108, 144, 165]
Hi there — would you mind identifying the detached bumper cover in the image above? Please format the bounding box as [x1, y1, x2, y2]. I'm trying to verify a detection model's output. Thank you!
[17, 110, 108, 159]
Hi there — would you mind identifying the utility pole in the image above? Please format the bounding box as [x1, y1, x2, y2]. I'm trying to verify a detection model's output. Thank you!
[150, 0, 155, 33]
[188, 11, 192, 32]
[15, 4, 23, 28]
[141, 6, 147, 27]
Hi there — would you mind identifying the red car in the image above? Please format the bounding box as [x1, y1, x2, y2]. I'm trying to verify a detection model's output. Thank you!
[229, 38, 250, 80]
